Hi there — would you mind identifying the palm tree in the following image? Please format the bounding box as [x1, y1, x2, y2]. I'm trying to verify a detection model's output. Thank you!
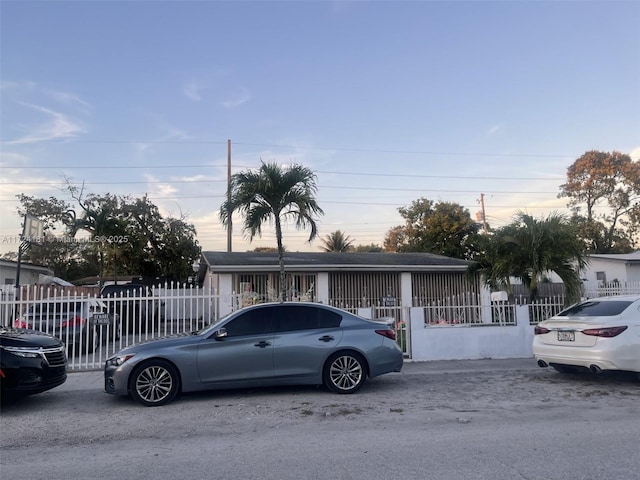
[320, 230, 354, 252]
[220, 161, 324, 300]
[472, 212, 588, 302]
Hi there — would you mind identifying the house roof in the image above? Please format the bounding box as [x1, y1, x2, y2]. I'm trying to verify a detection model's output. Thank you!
[201, 251, 470, 273]
[589, 250, 640, 263]
[0, 259, 53, 275]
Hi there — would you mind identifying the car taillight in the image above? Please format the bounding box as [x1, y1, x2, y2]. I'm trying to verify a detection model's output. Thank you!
[14, 319, 30, 329]
[534, 326, 550, 335]
[581, 326, 628, 338]
[375, 329, 396, 341]
[61, 316, 86, 327]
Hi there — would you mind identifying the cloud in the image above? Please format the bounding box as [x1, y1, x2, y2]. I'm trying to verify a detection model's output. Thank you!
[487, 123, 505, 135]
[221, 87, 250, 108]
[629, 146, 640, 161]
[8, 103, 85, 144]
[45, 89, 92, 111]
[183, 81, 204, 101]
[0, 151, 30, 168]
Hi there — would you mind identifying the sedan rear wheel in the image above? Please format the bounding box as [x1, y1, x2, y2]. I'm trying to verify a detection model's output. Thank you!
[130, 360, 179, 406]
[324, 351, 367, 394]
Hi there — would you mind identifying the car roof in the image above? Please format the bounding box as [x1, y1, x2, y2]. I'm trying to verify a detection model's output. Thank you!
[582, 295, 640, 302]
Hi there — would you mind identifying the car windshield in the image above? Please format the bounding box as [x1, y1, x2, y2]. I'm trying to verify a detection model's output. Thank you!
[559, 300, 633, 317]
[192, 311, 235, 335]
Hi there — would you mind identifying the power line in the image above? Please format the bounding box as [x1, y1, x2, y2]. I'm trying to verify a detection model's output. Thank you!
[0, 137, 581, 159]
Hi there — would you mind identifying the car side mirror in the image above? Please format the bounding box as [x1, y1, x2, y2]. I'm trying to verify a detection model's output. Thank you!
[213, 328, 228, 340]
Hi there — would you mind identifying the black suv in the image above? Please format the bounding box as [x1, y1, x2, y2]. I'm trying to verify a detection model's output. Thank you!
[1, 327, 68, 399]
[99, 283, 163, 334]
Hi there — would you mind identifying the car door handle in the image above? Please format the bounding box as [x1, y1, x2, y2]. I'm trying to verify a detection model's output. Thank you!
[254, 341, 271, 348]
[318, 335, 334, 342]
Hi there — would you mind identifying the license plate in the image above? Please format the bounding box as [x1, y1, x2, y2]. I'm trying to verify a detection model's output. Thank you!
[557, 330, 575, 342]
[91, 313, 111, 325]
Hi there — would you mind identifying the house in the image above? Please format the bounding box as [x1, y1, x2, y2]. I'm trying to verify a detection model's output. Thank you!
[196, 251, 484, 318]
[582, 251, 640, 284]
[0, 259, 54, 290]
[581, 251, 640, 296]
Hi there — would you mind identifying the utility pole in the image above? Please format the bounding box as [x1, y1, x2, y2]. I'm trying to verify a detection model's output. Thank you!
[479, 193, 488, 234]
[227, 139, 232, 252]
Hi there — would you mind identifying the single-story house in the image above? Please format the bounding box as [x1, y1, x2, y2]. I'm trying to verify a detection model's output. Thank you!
[582, 250, 640, 285]
[196, 251, 486, 318]
[0, 259, 54, 290]
[581, 251, 640, 296]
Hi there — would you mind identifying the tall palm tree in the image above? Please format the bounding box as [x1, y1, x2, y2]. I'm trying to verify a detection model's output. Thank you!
[220, 161, 324, 300]
[320, 230, 354, 252]
[472, 212, 588, 302]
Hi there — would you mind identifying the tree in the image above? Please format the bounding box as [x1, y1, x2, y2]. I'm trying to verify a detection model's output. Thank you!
[559, 150, 640, 253]
[64, 190, 127, 285]
[471, 212, 588, 302]
[353, 243, 383, 253]
[383, 198, 481, 259]
[320, 230, 354, 252]
[220, 161, 324, 300]
[13, 190, 201, 284]
[12, 194, 98, 280]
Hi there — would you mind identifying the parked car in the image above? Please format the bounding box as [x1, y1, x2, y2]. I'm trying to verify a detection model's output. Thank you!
[105, 302, 403, 406]
[533, 295, 640, 377]
[1, 326, 67, 398]
[99, 283, 163, 334]
[14, 297, 120, 354]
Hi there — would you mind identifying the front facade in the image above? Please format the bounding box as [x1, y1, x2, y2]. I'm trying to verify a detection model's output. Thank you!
[582, 251, 640, 285]
[197, 251, 488, 320]
[199, 252, 477, 307]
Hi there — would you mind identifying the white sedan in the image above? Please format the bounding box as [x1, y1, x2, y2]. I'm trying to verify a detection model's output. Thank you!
[532, 295, 640, 377]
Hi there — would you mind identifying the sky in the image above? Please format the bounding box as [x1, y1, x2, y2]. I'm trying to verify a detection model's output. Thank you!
[1, 0, 639, 259]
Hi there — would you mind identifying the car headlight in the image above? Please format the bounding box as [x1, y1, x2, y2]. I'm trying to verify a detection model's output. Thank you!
[2, 346, 42, 358]
[106, 353, 136, 367]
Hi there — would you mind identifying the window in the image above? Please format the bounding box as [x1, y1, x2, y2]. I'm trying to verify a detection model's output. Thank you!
[224, 307, 274, 336]
[595, 272, 607, 284]
[559, 301, 632, 317]
[273, 305, 342, 332]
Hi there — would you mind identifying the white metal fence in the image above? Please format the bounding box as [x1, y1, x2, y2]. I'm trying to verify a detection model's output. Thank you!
[1, 284, 225, 370]
[2, 282, 633, 370]
[584, 281, 640, 298]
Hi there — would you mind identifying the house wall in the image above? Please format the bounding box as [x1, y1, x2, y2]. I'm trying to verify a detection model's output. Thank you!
[408, 305, 534, 361]
[0, 262, 53, 288]
[583, 258, 629, 284]
[626, 264, 640, 282]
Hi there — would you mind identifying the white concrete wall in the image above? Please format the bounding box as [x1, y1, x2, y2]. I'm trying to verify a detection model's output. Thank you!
[583, 258, 629, 284]
[408, 305, 534, 361]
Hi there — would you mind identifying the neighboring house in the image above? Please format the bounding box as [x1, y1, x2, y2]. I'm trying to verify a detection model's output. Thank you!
[196, 251, 483, 318]
[0, 259, 54, 289]
[582, 250, 640, 284]
[582, 251, 640, 296]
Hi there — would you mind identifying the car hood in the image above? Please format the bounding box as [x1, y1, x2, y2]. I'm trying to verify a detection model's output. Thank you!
[0, 327, 65, 348]
[118, 331, 200, 353]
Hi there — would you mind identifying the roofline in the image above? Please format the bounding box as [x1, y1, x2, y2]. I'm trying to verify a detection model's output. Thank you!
[208, 264, 470, 273]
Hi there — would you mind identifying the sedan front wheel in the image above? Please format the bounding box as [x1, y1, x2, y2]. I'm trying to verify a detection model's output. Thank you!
[324, 351, 367, 394]
[129, 360, 179, 406]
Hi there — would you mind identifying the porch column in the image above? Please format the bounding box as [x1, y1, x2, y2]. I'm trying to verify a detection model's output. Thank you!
[218, 273, 235, 317]
[317, 272, 329, 304]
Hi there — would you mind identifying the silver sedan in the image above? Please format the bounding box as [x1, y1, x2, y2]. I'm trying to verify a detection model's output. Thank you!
[104, 302, 403, 406]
